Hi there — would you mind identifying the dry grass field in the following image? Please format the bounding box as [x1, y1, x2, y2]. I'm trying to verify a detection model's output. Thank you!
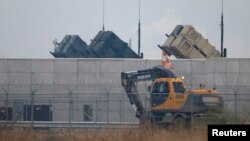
[0, 126, 207, 141]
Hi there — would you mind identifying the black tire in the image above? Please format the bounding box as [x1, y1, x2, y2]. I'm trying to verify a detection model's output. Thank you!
[172, 116, 189, 129]
[139, 115, 152, 129]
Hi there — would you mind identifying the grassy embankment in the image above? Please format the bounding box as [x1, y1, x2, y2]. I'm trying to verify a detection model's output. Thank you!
[0, 126, 207, 141]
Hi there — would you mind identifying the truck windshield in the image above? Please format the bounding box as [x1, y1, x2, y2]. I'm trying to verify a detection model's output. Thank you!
[151, 82, 169, 106]
[173, 82, 185, 93]
[152, 82, 169, 94]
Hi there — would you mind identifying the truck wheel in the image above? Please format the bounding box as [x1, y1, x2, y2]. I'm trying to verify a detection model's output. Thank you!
[172, 116, 188, 129]
[139, 117, 151, 129]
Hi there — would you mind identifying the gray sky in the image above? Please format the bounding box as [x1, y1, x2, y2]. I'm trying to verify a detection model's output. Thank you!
[0, 0, 249, 59]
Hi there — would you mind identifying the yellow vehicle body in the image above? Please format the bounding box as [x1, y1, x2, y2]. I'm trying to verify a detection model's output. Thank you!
[152, 78, 189, 110]
[150, 77, 223, 116]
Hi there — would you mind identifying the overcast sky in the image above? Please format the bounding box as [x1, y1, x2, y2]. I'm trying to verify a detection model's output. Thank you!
[0, 0, 249, 59]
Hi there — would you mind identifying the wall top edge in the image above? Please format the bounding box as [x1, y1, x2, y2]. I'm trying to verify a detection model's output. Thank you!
[0, 58, 249, 61]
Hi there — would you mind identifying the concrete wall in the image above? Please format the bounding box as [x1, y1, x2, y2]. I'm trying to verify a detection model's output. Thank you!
[0, 58, 250, 122]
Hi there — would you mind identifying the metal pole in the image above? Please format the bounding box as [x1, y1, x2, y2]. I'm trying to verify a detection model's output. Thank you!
[120, 100, 122, 122]
[235, 91, 237, 124]
[190, 59, 193, 129]
[191, 94, 193, 129]
[31, 91, 35, 127]
[25, 99, 28, 121]
[220, 0, 224, 57]
[5, 92, 9, 122]
[49, 99, 51, 121]
[138, 0, 141, 56]
[96, 98, 98, 122]
[107, 91, 109, 127]
[1, 88, 9, 122]
[104, 87, 112, 127]
[102, 0, 105, 31]
[69, 91, 73, 129]
[123, 92, 125, 122]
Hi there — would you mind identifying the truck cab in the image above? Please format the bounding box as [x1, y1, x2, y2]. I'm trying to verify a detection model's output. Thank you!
[151, 77, 187, 110]
[150, 77, 223, 113]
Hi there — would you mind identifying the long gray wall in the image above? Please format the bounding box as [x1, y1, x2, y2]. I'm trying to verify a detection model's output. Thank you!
[0, 58, 250, 122]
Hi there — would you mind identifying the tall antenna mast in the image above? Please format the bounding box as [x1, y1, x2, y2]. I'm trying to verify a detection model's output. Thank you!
[138, 0, 141, 57]
[102, 0, 105, 31]
[220, 0, 224, 57]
